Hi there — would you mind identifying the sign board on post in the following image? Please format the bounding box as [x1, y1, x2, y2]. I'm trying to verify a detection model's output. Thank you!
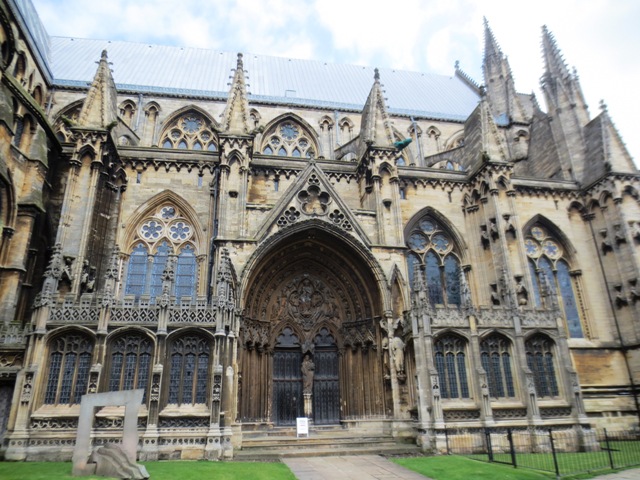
[296, 417, 309, 437]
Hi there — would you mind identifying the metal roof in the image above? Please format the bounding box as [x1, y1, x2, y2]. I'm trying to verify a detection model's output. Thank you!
[13, 0, 480, 122]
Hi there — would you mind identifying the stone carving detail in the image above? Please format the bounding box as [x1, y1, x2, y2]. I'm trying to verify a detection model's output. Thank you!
[443, 409, 481, 421]
[110, 306, 159, 323]
[540, 407, 572, 418]
[298, 182, 330, 215]
[0, 324, 30, 345]
[277, 206, 301, 227]
[158, 437, 207, 445]
[272, 274, 340, 331]
[31, 417, 79, 429]
[0, 352, 23, 368]
[342, 321, 376, 350]
[519, 309, 557, 328]
[212, 373, 222, 402]
[50, 302, 100, 323]
[169, 305, 216, 323]
[600, 229, 613, 254]
[431, 306, 467, 327]
[493, 408, 527, 419]
[515, 276, 528, 306]
[21, 371, 33, 403]
[614, 284, 629, 309]
[158, 417, 209, 428]
[328, 209, 353, 231]
[216, 249, 237, 311]
[240, 318, 270, 349]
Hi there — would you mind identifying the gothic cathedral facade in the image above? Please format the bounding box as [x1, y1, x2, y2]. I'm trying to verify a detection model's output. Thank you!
[1, 0, 639, 461]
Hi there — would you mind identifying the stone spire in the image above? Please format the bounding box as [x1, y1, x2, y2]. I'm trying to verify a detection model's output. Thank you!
[540, 26, 590, 128]
[539, 26, 590, 181]
[357, 68, 395, 158]
[77, 50, 118, 129]
[482, 18, 527, 124]
[222, 53, 251, 135]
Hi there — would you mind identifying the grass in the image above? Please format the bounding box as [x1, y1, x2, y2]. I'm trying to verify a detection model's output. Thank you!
[0, 460, 297, 480]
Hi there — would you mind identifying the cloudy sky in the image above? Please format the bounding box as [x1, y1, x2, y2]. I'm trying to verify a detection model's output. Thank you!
[31, 0, 640, 162]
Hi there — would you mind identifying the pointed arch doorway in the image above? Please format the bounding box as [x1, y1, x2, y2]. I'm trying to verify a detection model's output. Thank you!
[239, 226, 386, 427]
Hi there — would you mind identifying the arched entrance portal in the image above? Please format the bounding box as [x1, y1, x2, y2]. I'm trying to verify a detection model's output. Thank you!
[239, 227, 386, 427]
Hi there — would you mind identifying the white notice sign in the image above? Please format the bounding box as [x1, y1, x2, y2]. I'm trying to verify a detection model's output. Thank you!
[296, 417, 309, 437]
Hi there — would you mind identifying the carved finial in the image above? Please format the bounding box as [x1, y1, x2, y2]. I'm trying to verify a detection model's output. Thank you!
[236, 52, 244, 69]
[599, 99, 608, 112]
[374, 68, 380, 81]
[101, 49, 108, 61]
[454, 60, 460, 70]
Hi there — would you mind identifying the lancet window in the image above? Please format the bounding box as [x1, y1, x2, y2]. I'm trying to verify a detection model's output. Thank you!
[525, 334, 559, 398]
[107, 333, 153, 400]
[480, 334, 515, 398]
[434, 334, 469, 399]
[262, 120, 316, 158]
[525, 224, 583, 338]
[44, 333, 94, 405]
[160, 112, 218, 151]
[406, 216, 461, 306]
[167, 334, 210, 405]
[124, 204, 198, 302]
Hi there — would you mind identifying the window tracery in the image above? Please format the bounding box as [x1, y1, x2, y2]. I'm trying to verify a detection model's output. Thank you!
[525, 334, 559, 398]
[167, 335, 210, 405]
[262, 119, 317, 158]
[525, 224, 583, 338]
[434, 334, 469, 399]
[124, 204, 197, 302]
[480, 334, 515, 398]
[107, 333, 153, 400]
[406, 215, 461, 306]
[44, 333, 94, 405]
[160, 112, 218, 151]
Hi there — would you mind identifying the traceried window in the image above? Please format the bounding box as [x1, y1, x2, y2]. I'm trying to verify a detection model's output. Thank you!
[107, 333, 153, 401]
[124, 204, 197, 302]
[525, 224, 583, 338]
[525, 334, 559, 398]
[167, 335, 210, 405]
[44, 333, 94, 405]
[434, 334, 469, 399]
[160, 112, 218, 151]
[480, 334, 515, 398]
[406, 216, 461, 306]
[262, 120, 317, 158]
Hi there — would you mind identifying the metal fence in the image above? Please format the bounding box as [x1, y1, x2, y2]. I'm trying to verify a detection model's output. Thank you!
[444, 427, 640, 478]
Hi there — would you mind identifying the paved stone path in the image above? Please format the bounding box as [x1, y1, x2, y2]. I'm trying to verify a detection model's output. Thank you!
[283, 455, 640, 480]
[283, 455, 430, 480]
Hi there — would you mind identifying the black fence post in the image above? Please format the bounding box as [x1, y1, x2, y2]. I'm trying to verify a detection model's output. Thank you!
[485, 428, 494, 462]
[507, 428, 517, 468]
[549, 428, 560, 478]
[604, 428, 615, 470]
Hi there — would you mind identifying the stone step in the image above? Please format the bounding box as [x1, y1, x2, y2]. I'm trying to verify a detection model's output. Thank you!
[235, 443, 421, 460]
[242, 435, 405, 449]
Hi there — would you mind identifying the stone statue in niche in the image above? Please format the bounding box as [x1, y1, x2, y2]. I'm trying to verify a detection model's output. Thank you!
[490, 283, 501, 306]
[390, 336, 406, 379]
[515, 276, 528, 306]
[301, 355, 315, 394]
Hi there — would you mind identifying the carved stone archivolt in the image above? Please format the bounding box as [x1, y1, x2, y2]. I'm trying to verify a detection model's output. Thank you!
[271, 274, 340, 331]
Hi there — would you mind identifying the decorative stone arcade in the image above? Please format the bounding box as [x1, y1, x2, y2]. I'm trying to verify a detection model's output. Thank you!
[238, 226, 390, 428]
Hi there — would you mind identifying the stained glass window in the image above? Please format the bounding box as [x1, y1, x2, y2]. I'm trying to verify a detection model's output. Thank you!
[434, 335, 469, 399]
[160, 112, 218, 151]
[108, 334, 153, 401]
[44, 334, 94, 405]
[406, 215, 462, 306]
[480, 335, 515, 398]
[167, 335, 210, 405]
[526, 335, 559, 397]
[124, 204, 198, 303]
[175, 245, 197, 299]
[262, 120, 317, 158]
[525, 224, 584, 337]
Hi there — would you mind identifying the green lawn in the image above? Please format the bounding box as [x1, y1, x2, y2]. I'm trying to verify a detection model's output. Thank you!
[393, 454, 640, 480]
[0, 461, 297, 480]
